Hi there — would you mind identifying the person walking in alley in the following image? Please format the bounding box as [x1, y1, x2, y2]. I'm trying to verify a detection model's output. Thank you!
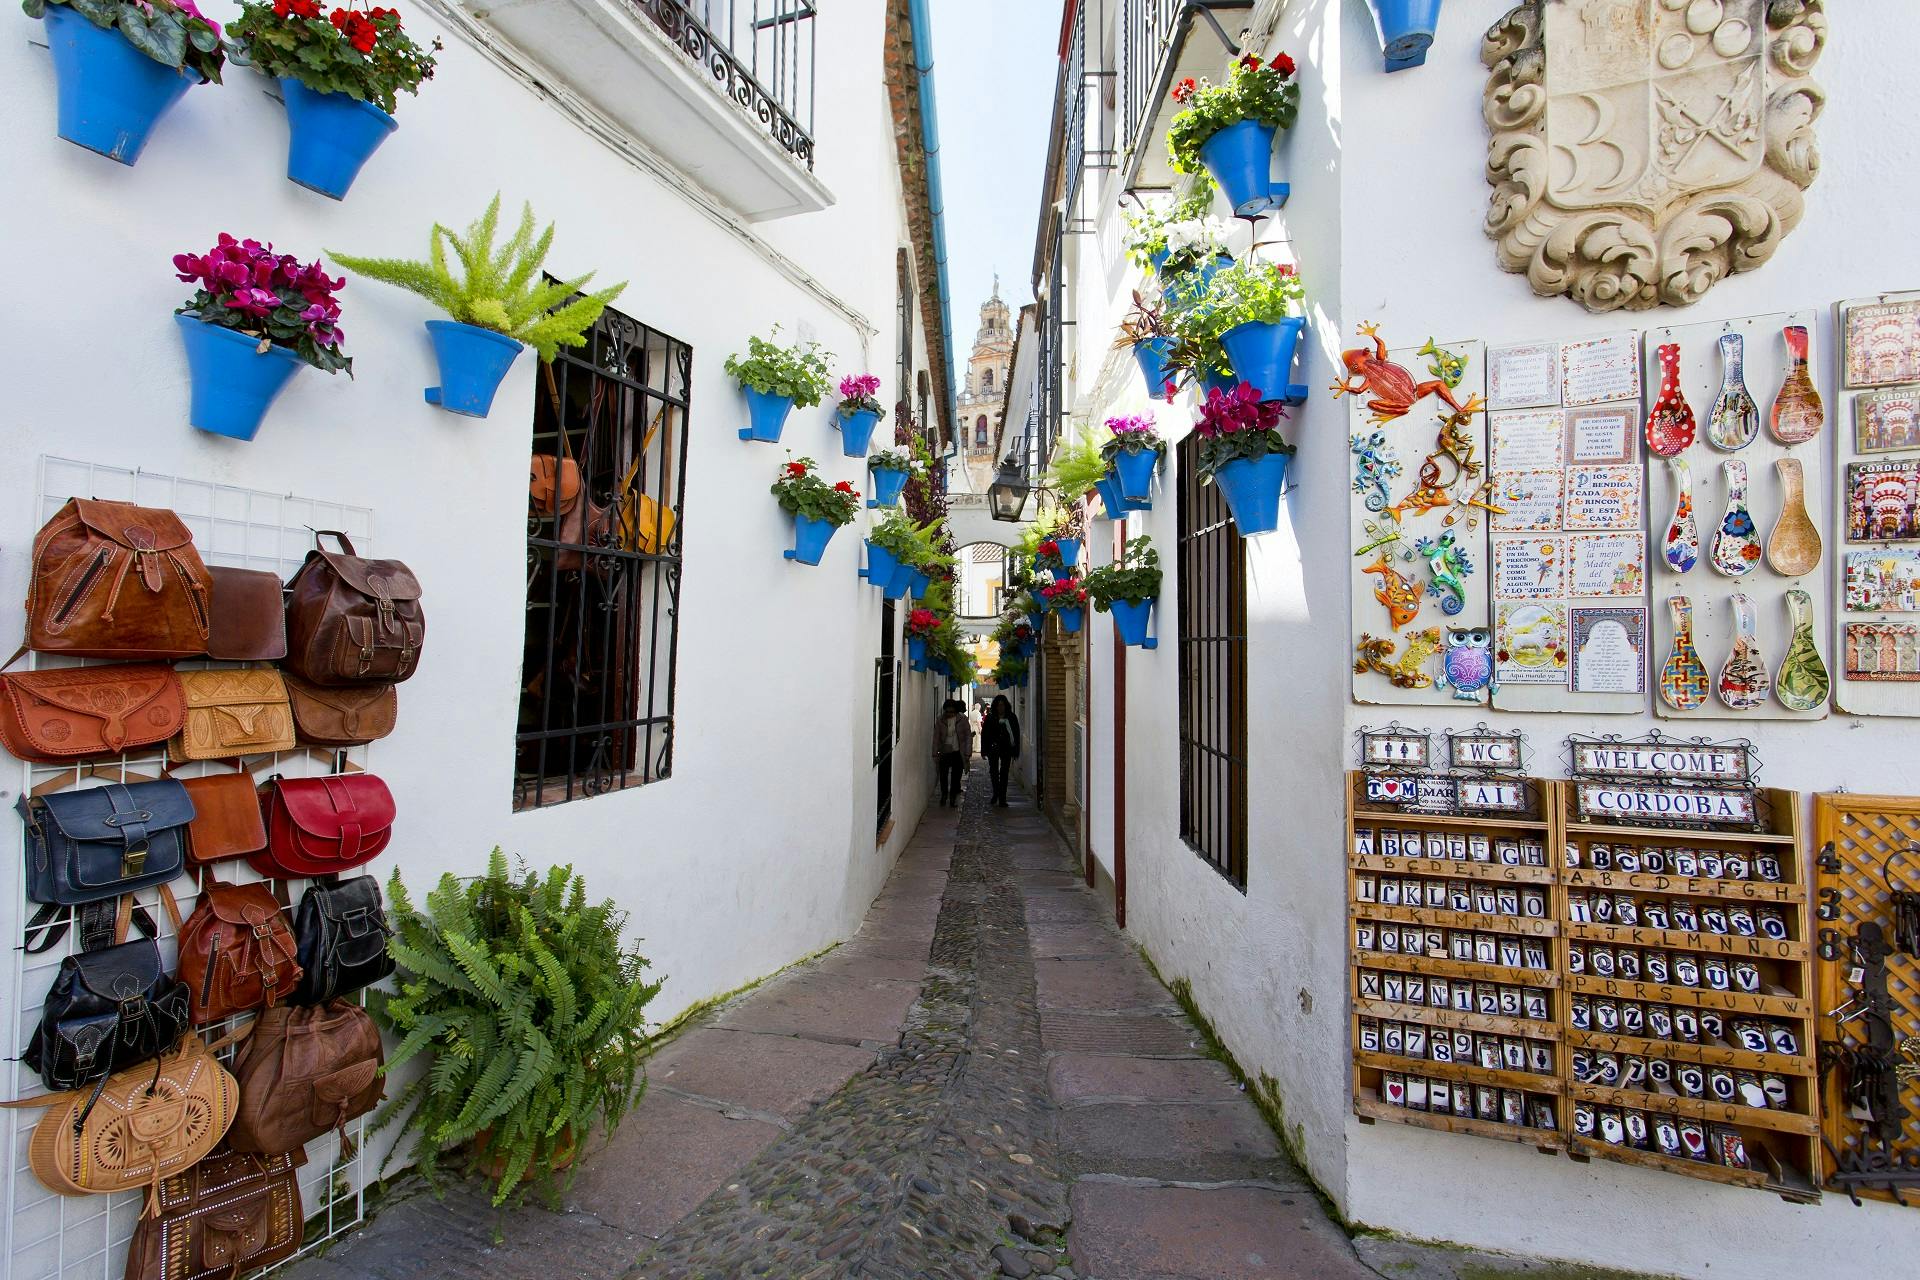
[933, 698, 973, 807]
[980, 694, 1020, 806]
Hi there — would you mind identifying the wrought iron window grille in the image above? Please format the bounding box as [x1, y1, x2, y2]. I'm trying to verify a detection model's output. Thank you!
[1117, 0, 1253, 193]
[1175, 434, 1249, 887]
[637, 0, 818, 170]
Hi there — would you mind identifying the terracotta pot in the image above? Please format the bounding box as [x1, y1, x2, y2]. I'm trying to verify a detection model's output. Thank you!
[470, 1125, 580, 1180]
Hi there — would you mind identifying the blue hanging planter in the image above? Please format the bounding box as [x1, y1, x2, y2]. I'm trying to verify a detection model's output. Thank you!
[1198, 366, 1237, 401]
[885, 561, 916, 600]
[1212, 451, 1292, 537]
[1371, 0, 1442, 72]
[1055, 537, 1082, 568]
[1054, 605, 1085, 635]
[1112, 449, 1160, 502]
[910, 570, 931, 598]
[838, 408, 880, 456]
[1134, 337, 1177, 401]
[868, 464, 909, 508]
[1094, 474, 1148, 520]
[740, 386, 794, 442]
[175, 315, 305, 441]
[1110, 599, 1159, 649]
[41, 7, 194, 165]
[422, 321, 524, 417]
[784, 514, 838, 565]
[907, 635, 928, 666]
[1198, 119, 1289, 217]
[1220, 317, 1310, 405]
[1027, 610, 1046, 632]
[861, 540, 900, 588]
[280, 78, 396, 200]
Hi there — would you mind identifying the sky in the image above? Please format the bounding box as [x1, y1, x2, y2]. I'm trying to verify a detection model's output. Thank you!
[927, 0, 1063, 328]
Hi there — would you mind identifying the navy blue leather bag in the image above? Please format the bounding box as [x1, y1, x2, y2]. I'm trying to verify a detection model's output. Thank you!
[19, 779, 191, 905]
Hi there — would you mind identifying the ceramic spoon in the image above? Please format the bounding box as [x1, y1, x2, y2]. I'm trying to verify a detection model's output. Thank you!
[1775, 587, 1831, 712]
[1646, 342, 1697, 456]
[1769, 325, 1824, 444]
[1716, 593, 1772, 711]
[1766, 456, 1822, 576]
[1707, 332, 1759, 451]
[1663, 457, 1700, 573]
[1710, 459, 1760, 576]
[1660, 596, 1710, 712]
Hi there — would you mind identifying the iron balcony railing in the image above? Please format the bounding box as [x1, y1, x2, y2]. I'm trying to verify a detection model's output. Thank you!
[1116, 0, 1252, 189]
[1063, 0, 1115, 232]
[638, 0, 817, 170]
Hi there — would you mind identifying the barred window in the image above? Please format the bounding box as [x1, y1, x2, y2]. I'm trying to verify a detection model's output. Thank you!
[517, 302, 690, 810]
[1175, 435, 1248, 887]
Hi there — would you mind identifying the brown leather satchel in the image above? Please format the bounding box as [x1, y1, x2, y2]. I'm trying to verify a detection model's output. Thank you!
[124, 1147, 303, 1280]
[205, 566, 288, 661]
[169, 668, 296, 762]
[181, 770, 268, 865]
[283, 532, 425, 685]
[170, 880, 303, 1025]
[24, 499, 211, 659]
[284, 672, 397, 747]
[0, 663, 185, 762]
[227, 1000, 384, 1156]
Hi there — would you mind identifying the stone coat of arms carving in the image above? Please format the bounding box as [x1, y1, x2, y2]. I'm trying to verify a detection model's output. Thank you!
[1483, 0, 1826, 311]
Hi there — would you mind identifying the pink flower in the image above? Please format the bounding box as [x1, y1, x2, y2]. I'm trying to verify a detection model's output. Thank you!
[1105, 413, 1156, 437]
[1195, 382, 1287, 437]
[839, 373, 882, 401]
[225, 287, 281, 317]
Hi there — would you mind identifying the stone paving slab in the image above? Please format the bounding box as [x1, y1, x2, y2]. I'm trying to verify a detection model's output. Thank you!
[562, 1091, 784, 1237]
[1027, 922, 1134, 960]
[712, 971, 921, 1046]
[1039, 1011, 1206, 1057]
[1059, 1103, 1304, 1185]
[1069, 1183, 1372, 1280]
[1351, 1237, 1679, 1280]
[645, 1027, 875, 1120]
[1034, 958, 1180, 1013]
[1047, 1053, 1246, 1107]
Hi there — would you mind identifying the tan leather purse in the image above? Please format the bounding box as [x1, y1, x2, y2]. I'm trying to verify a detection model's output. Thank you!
[284, 672, 397, 747]
[227, 1000, 384, 1156]
[23, 499, 211, 659]
[123, 1147, 303, 1280]
[0, 663, 185, 762]
[170, 669, 296, 762]
[181, 769, 268, 865]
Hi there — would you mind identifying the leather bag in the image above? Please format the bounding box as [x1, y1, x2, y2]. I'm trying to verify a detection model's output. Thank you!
[284, 672, 397, 747]
[253, 774, 395, 879]
[172, 879, 302, 1026]
[20, 921, 191, 1090]
[15, 1033, 237, 1214]
[169, 668, 296, 762]
[205, 566, 289, 661]
[19, 778, 192, 905]
[23, 499, 211, 659]
[124, 1148, 303, 1280]
[0, 664, 185, 763]
[291, 875, 394, 1004]
[282, 531, 425, 686]
[227, 1000, 383, 1156]
[181, 771, 268, 866]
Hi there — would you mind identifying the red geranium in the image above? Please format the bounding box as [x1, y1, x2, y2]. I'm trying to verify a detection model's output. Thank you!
[786, 461, 809, 477]
[1171, 76, 1197, 104]
[833, 480, 858, 496]
[1038, 540, 1059, 557]
[1273, 52, 1297, 77]
[1240, 54, 1261, 71]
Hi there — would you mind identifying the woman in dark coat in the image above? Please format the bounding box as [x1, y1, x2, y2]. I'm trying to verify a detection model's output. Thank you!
[980, 694, 1021, 806]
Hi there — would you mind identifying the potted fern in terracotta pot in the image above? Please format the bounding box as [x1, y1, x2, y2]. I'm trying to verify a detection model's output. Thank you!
[331, 195, 627, 417]
[373, 850, 661, 1208]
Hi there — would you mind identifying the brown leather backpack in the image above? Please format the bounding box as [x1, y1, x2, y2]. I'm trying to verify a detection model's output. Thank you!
[23, 499, 211, 659]
[169, 880, 302, 1025]
[123, 1147, 303, 1280]
[282, 531, 424, 686]
[227, 1000, 384, 1156]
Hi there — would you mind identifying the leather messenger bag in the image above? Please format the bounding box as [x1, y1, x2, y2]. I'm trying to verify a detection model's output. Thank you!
[204, 565, 288, 661]
[253, 773, 395, 878]
[22, 499, 211, 659]
[0, 664, 185, 763]
[169, 668, 296, 763]
[19, 778, 192, 907]
[283, 672, 396, 747]
[282, 531, 424, 686]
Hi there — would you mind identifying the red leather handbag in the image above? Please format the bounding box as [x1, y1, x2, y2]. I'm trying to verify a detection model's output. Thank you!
[252, 774, 394, 878]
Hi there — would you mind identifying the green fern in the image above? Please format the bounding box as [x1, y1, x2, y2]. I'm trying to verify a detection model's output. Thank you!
[330, 195, 628, 362]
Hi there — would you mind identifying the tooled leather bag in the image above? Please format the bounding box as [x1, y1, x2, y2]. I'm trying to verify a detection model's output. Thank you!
[124, 1147, 303, 1280]
[24, 499, 211, 659]
[282, 532, 425, 686]
[172, 879, 302, 1026]
[0, 664, 185, 763]
[283, 672, 396, 747]
[20, 923, 191, 1090]
[204, 566, 288, 661]
[181, 770, 268, 866]
[18, 778, 192, 906]
[226, 1000, 383, 1156]
[252, 774, 395, 879]
[169, 669, 296, 762]
[291, 875, 394, 1004]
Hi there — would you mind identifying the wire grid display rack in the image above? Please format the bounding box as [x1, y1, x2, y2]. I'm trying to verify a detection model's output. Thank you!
[4, 458, 378, 1279]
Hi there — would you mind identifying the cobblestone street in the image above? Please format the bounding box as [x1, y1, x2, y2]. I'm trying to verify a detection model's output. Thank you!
[280, 769, 1378, 1279]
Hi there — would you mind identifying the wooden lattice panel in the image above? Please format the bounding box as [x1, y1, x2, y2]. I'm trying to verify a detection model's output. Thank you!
[1814, 794, 1920, 1204]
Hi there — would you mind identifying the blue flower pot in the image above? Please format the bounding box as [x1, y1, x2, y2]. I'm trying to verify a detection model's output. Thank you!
[869, 464, 909, 508]
[1113, 449, 1160, 502]
[1221, 318, 1309, 406]
[1212, 451, 1292, 536]
[1094, 474, 1148, 519]
[740, 386, 794, 442]
[1050, 565, 1075, 582]
[907, 635, 928, 665]
[175, 315, 304, 441]
[911, 570, 931, 598]
[1133, 336, 1177, 401]
[1056, 537, 1082, 568]
[1055, 605, 1085, 635]
[784, 514, 838, 565]
[839, 407, 880, 456]
[42, 7, 193, 165]
[1199, 119, 1289, 217]
[1161, 254, 1236, 309]
[1028, 610, 1045, 632]
[1198, 367, 1237, 401]
[886, 561, 917, 600]
[1110, 598, 1158, 649]
[1372, 0, 1442, 71]
[930, 656, 950, 676]
[422, 320, 524, 417]
[280, 78, 396, 200]
[861, 540, 900, 587]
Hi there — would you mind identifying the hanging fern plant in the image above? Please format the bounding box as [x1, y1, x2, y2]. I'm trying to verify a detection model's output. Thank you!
[371, 849, 662, 1209]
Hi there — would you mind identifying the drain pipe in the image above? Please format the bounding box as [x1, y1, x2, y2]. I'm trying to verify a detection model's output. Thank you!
[907, 0, 958, 440]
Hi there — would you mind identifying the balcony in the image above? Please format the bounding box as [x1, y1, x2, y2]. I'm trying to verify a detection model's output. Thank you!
[455, 0, 831, 221]
[1118, 0, 1253, 193]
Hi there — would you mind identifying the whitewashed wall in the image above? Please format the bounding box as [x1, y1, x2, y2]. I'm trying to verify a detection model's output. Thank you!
[0, 0, 940, 1188]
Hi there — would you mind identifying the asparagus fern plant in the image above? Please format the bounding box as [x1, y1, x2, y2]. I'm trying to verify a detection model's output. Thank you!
[330, 195, 626, 362]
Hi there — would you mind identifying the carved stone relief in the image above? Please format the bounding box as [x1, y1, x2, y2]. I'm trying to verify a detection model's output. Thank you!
[1482, 0, 1826, 312]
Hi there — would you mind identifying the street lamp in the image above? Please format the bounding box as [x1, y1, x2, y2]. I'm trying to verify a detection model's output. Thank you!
[987, 454, 1030, 522]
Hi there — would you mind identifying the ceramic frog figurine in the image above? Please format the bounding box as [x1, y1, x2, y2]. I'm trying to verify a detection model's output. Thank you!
[1332, 323, 1484, 426]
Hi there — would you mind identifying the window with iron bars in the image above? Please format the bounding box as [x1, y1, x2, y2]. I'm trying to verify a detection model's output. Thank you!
[1175, 434, 1248, 886]
[516, 301, 691, 810]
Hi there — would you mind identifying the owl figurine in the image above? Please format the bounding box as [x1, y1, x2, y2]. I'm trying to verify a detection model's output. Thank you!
[1436, 626, 1496, 703]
